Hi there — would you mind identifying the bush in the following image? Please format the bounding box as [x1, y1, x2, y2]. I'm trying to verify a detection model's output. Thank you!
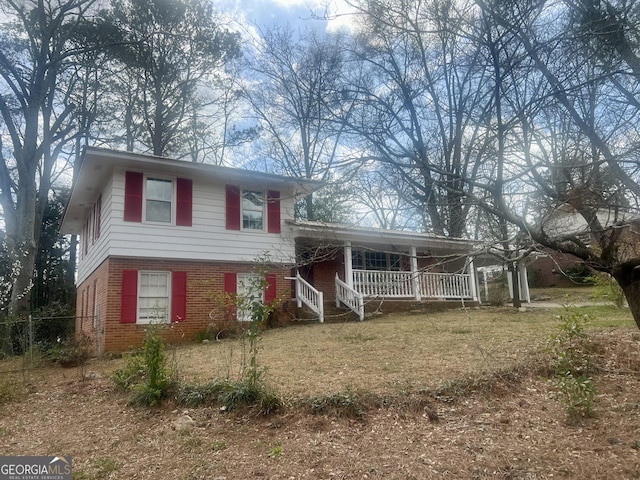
[112, 328, 175, 407]
[46, 336, 90, 368]
[564, 264, 596, 285]
[549, 309, 596, 422]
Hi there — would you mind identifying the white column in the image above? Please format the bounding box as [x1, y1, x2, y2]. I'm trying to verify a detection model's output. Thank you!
[410, 246, 421, 301]
[520, 263, 531, 303]
[507, 270, 514, 299]
[467, 258, 478, 302]
[344, 241, 353, 289]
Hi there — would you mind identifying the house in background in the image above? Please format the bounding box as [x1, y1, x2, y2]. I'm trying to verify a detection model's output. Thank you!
[61, 148, 481, 353]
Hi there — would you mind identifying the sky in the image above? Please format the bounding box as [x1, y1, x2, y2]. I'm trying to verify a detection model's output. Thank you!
[212, 0, 359, 34]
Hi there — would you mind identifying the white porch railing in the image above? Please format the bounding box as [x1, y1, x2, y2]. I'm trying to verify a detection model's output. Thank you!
[418, 272, 472, 299]
[335, 274, 364, 321]
[352, 269, 473, 300]
[291, 272, 324, 323]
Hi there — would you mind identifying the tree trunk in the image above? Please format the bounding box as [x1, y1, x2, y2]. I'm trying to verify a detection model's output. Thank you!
[615, 265, 640, 329]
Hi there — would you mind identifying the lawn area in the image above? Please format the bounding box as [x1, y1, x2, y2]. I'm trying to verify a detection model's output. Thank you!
[1, 303, 639, 479]
[175, 303, 634, 397]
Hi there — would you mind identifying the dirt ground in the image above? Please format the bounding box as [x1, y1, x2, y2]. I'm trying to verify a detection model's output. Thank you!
[1, 313, 640, 479]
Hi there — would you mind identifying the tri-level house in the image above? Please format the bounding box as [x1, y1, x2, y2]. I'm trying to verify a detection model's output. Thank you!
[61, 148, 481, 353]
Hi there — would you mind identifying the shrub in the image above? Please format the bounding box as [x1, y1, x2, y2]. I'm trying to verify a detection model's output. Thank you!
[564, 264, 596, 285]
[549, 309, 597, 421]
[46, 336, 90, 368]
[590, 272, 625, 308]
[112, 328, 175, 407]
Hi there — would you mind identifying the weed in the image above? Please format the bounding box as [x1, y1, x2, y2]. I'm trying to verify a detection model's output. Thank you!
[93, 457, 120, 476]
[0, 376, 22, 405]
[176, 380, 228, 407]
[220, 378, 282, 415]
[307, 387, 366, 419]
[112, 327, 175, 407]
[210, 440, 227, 451]
[549, 309, 597, 421]
[268, 443, 283, 459]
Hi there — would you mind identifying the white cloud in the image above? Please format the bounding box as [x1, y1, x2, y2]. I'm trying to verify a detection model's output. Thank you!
[213, 0, 359, 33]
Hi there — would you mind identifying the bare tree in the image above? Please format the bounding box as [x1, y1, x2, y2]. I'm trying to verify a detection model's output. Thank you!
[341, 0, 494, 237]
[468, 0, 640, 325]
[243, 26, 353, 221]
[0, 0, 97, 315]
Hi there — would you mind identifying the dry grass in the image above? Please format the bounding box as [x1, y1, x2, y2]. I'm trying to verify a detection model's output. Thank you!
[175, 304, 633, 397]
[1, 303, 639, 479]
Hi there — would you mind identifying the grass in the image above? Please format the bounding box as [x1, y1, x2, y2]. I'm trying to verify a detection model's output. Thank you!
[174, 302, 635, 398]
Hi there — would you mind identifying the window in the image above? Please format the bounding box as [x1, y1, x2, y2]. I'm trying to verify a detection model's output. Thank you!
[124, 172, 192, 226]
[146, 178, 173, 223]
[226, 186, 280, 233]
[242, 190, 264, 230]
[121, 270, 187, 324]
[236, 273, 264, 321]
[138, 271, 171, 324]
[352, 251, 403, 271]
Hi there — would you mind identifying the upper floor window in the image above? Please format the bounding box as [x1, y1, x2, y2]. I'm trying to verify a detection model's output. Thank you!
[242, 190, 265, 230]
[124, 171, 192, 226]
[146, 177, 172, 223]
[226, 185, 280, 233]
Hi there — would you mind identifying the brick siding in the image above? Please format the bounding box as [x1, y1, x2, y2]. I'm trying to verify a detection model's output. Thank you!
[76, 258, 293, 353]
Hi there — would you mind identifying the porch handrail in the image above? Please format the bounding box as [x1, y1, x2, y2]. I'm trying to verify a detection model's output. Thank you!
[419, 272, 472, 299]
[335, 274, 364, 321]
[291, 272, 324, 323]
[352, 269, 473, 300]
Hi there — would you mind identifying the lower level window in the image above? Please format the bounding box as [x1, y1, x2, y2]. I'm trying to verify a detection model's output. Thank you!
[236, 273, 264, 322]
[138, 271, 171, 323]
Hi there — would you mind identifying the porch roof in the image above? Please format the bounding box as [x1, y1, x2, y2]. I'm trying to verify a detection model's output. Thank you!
[289, 220, 477, 255]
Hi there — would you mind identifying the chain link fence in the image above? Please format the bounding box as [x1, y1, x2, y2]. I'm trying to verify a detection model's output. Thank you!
[0, 315, 97, 377]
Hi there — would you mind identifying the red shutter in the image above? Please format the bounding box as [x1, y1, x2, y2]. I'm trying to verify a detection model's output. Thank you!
[226, 185, 241, 230]
[224, 272, 237, 294]
[120, 270, 138, 323]
[267, 190, 281, 233]
[176, 178, 192, 227]
[265, 274, 277, 304]
[124, 171, 143, 222]
[171, 271, 187, 322]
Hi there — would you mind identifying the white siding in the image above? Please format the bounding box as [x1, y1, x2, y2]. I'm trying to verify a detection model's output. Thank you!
[76, 169, 297, 284]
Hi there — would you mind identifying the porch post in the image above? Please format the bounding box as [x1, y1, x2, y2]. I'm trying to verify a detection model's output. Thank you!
[410, 246, 421, 301]
[520, 262, 531, 303]
[344, 241, 353, 288]
[467, 258, 478, 302]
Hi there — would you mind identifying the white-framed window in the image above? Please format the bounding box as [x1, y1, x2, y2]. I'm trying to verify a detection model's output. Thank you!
[236, 273, 264, 322]
[145, 177, 173, 223]
[138, 271, 171, 324]
[352, 251, 402, 271]
[242, 190, 265, 231]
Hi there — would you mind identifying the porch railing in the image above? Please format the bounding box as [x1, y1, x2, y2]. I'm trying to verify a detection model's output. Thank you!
[291, 272, 324, 323]
[418, 272, 472, 299]
[352, 269, 473, 300]
[335, 274, 364, 321]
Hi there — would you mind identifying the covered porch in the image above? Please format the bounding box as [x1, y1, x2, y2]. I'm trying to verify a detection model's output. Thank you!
[289, 221, 480, 321]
